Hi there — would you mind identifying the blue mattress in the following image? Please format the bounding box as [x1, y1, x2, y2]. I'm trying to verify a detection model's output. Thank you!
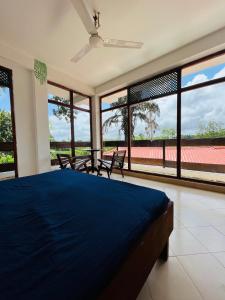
[0, 170, 169, 300]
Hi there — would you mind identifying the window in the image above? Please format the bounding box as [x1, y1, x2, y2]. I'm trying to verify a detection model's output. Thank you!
[101, 90, 127, 110]
[48, 102, 71, 161]
[130, 95, 177, 176]
[73, 93, 90, 110]
[0, 66, 17, 176]
[181, 82, 225, 183]
[182, 53, 225, 88]
[100, 51, 225, 185]
[101, 94, 128, 169]
[48, 83, 92, 165]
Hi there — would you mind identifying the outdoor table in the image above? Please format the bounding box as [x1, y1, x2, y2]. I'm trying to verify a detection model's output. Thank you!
[84, 149, 102, 173]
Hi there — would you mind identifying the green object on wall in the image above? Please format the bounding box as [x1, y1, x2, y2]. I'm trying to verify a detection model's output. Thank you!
[34, 59, 47, 84]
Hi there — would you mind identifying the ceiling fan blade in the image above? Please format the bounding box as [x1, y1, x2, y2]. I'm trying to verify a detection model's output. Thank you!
[70, 0, 97, 34]
[71, 44, 92, 63]
[103, 39, 143, 49]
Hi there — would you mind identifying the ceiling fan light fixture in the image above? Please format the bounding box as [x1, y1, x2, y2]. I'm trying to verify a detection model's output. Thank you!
[89, 34, 103, 48]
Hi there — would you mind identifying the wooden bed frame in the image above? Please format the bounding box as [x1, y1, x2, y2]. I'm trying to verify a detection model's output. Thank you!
[98, 201, 174, 300]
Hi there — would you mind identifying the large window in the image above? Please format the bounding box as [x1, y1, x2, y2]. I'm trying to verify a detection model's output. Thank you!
[130, 95, 177, 176]
[100, 51, 225, 185]
[48, 83, 92, 164]
[0, 66, 17, 176]
[181, 59, 225, 183]
[101, 95, 128, 168]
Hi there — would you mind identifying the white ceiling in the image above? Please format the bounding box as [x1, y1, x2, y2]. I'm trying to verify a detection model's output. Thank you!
[0, 0, 225, 87]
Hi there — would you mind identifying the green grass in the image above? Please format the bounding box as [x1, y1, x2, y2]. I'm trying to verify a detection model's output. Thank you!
[50, 147, 91, 159]
[0, 153, 14, 163]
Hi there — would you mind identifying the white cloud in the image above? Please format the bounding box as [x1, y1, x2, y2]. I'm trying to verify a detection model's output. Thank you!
[49, 115, 71, 141]
[185, 73, 208, 87]
[213, 66, 225, 79]
[49, 110, 91, 142]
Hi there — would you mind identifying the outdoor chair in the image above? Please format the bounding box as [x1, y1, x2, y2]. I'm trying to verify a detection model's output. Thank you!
[57, 153, 91, 173]
[97, 150, 126, 179]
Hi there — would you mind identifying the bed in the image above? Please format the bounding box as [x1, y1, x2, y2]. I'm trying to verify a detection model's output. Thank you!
[0, 169, 173, 300]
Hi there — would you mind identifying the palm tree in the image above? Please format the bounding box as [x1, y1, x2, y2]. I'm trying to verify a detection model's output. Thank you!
[103, 96, 160, 141]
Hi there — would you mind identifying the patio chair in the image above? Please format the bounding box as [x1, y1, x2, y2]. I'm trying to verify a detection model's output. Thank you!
[97, 150, 126, 179]
[57, 153, 90, 173]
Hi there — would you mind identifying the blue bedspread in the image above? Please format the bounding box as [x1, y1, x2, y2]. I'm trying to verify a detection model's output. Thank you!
[0, 170, 169, 300]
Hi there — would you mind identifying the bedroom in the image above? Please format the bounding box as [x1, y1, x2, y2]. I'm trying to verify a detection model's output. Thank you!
[0, 0, 225, 299]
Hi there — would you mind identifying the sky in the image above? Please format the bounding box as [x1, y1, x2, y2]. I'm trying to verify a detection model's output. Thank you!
[1, 61, 225, 142]
[0, 88, 11, 112]
[48, 103, 91, 142]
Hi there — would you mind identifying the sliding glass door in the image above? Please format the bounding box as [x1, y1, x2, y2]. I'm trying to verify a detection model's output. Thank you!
[181, 54, 225, 184]
[130, 95, 177, 176]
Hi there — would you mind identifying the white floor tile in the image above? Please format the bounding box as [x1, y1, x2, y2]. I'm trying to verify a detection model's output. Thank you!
[214, 225, 225, 235]
[148, 257, 202, 300]
[170, 228, 208, 255]
[188, 226, 225, 252]
[178, 253, 225, 300]
[213, 252, 225, 268]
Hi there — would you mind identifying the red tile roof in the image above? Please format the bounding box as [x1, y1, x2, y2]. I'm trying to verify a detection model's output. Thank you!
[104, 146, 225, 165]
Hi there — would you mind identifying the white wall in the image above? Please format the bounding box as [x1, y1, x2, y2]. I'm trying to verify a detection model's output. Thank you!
[0, 56, 37, 177]
[91, 95, 101, 162]
[33, 77, 51, 174]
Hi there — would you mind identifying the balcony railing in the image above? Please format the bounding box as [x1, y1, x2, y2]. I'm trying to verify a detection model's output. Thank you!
[102, 137, 225, 174]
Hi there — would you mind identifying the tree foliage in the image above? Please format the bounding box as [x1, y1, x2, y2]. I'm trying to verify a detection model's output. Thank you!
[52, 96, 71, 122]
[0, 110, 13, 142]
[196, 121, 225, 138]
[103, 96, 160, 140]
[159, 128, 176, 139]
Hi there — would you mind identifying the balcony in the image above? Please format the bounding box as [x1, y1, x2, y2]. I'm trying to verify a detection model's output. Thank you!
[102, 137, 225, 184]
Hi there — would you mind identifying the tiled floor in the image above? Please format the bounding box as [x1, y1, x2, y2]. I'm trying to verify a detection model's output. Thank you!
[106, 173, 225, 300]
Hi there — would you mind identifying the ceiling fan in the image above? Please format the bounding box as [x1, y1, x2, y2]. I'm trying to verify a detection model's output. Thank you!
[70, 0, 143, 63]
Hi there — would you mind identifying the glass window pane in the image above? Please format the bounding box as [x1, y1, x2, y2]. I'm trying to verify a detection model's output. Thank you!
[48, 84, 70, 105]
[102, 107, 128, 169]
[130, 95, 177, 176]
[101, 90, 127, 110]
[74, 110, 91, 157]
[181, 82, 225, 183]
[0, 85, 15, 175]
[48, 102, 71, 161]
[0, 88, 13, 142]
[182, 53, 225, 88]
[73, 93, 90, 110]
[74, 110, 91, 143]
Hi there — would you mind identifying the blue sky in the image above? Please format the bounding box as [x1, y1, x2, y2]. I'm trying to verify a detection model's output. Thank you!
[182, 62, 225, 87]
[0, 88, 11, 112]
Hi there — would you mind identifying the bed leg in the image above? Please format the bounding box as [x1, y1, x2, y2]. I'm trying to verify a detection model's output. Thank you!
[160, 241, 169, 261]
